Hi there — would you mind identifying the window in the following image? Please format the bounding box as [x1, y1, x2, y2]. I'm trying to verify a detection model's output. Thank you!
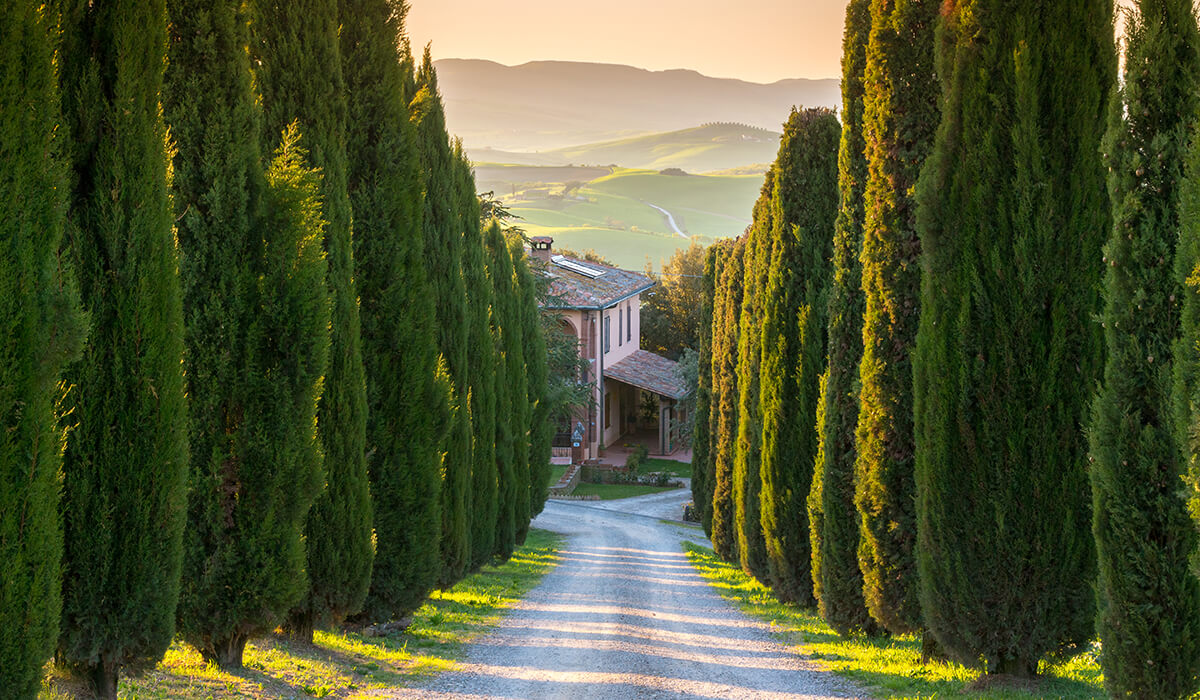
[627, 302, 632, 342]
[605, 392, 612, 429]
[618, 308, 623, 347]
[604, 316, 611, 354]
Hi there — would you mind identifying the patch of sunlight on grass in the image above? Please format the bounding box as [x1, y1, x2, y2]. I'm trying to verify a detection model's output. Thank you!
[683, 542, 1106, 700]
[40, 528, 563, 700]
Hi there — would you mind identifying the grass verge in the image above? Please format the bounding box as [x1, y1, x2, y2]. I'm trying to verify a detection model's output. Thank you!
[683, 543, 1104, 700]
[637, 458, 691, 478]
[571, 482, 680, 500]
[45, 529, 563, 700]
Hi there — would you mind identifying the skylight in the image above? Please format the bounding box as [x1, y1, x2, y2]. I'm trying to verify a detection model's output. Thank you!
[551, 255, 606, 279]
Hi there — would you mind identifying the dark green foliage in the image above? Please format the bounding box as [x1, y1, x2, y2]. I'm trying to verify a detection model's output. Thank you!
[451, 141, 489, 573]
[412, 57, 476, 583]
[1092, 2, 1200, 696]
[177, 131, 330, 668]
[0, 4, 84, 696]
[516, 239, 553, 519]
[854, 0, 940, 637]
[485, 217, 530, 558]
[692, 242, 725, 536]
[733, 172, 776, 581]
[340, 0, 448, 621]
[759, 108, 840, 605]
[167, 0, 331, 668]
[249, 0, 373, 638]
[56, 0, 187, 693]
[809, 0, 878, 637]
[913, 0, 1113, 676]
[710, 235, 746, 561]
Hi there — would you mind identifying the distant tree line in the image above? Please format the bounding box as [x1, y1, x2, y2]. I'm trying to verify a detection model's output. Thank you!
[0, 0, 555, 697]
[693, 0, 1200, 694]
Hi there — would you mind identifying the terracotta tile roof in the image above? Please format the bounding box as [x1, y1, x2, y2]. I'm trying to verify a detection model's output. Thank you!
[604, 350, 691, 400]
[540, 254, 656, 310]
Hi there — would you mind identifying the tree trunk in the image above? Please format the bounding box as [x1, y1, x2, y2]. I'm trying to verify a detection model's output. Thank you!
[203, 633, 249, 669]
[88, 662, 119, 700]
[284, 611, 315, 644]
[993, 656, 1035, 678]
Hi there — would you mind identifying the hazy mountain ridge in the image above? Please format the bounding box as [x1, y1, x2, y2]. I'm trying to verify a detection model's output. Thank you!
[436, 58, 839, 151]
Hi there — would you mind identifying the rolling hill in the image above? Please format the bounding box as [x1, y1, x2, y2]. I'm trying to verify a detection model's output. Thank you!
[436, 58, 839, 152]
[480, 165, 765, 270]
[471, 123, 782, 174]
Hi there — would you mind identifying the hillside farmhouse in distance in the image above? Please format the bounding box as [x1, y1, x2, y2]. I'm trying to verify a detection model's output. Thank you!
[531, 236, 690, 464]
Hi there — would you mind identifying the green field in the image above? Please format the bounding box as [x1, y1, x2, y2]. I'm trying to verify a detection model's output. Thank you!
[477, 164, 763, 270]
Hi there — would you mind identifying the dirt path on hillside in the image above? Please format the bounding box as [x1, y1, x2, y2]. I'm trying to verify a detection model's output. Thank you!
[377, 488, 864, 699]
[646, 203, 689, 239]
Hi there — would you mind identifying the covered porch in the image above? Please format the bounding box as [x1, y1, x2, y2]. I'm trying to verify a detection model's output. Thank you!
[601, 350, 691, 460]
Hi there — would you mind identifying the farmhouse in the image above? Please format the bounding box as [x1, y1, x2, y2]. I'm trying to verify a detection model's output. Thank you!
[531, 236, 691, 464]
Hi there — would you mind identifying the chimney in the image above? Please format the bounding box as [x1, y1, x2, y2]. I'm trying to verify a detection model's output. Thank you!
[530, 236, 553, 263]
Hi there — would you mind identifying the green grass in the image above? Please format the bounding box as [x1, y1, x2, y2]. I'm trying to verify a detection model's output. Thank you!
[683, 543, 1105, 700]
[548, 464, 568, 486]
[524, 224, 686, 271]
[44, 530, 563, 700]
[572, 482, 680, 500]
[493, 166, 761, 270]
[637, 458, 692, 478]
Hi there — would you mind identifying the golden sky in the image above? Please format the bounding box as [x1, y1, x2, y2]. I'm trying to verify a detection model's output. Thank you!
[406, 0, 853, 84]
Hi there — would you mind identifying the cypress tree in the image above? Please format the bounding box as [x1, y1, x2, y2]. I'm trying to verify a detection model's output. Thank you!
[0, 4, 84, 696]
[479, 206, 533, 558]
[913, 0, 1113, 676]
[248, 0, 373, 640]
[759, 107, 840, 605]
[809, 0, 876, 637]
[56, 0, 188, 694]
[692, 242, 724, 536]
[733, 171, 776, 581]
[710, 234, 746, 561]
[412, 57, 476, 583]
[1092, 1, 1200, 696]
[167, 0, 331, 667]
[453, 141, 490, 571]
[339, 0, 448, 621]
[854, 0, 940, 637]
[517, 237, 553, 519]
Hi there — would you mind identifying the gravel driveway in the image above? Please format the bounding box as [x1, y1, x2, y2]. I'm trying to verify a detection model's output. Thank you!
[381, 487, 864, 699]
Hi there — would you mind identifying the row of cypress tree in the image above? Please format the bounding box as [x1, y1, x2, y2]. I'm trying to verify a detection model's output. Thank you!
[0, 0, 551, 697]
[695, 0, 1200, 692]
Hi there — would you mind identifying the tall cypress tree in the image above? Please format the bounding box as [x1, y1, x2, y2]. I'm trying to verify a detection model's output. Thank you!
[913, 0, 1113, 676]
[56, 0, 188, 694]
[855, 0, 940, 637]
[0, 4, 84, 696]
[167, 0, 332, 667]
[486, 218, 521, 560]
[733, 172, 776, 582]
[517, 237, 553, 520]
[339, 0, 447, 621]
[412, 56, 476, 583]
[759, 108, 840, 606]
[692, 242, 724, 536]
[248, 0, 373, 639]
[1092, 1, 1200, 696]
[809, 0, 875, 637]
[710, 234, 746, 561]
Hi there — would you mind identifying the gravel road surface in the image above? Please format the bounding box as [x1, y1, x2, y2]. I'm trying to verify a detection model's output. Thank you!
[382, 487, 863, 699]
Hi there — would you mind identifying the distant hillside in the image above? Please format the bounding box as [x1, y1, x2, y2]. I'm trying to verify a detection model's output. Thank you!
[471, 123, 783, 174]
[436, 59, 839, 152]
